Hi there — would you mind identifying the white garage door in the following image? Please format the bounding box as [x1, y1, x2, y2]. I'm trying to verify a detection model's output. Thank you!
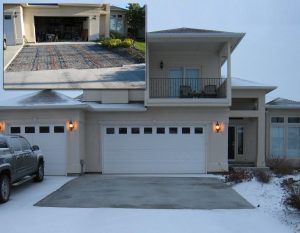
[9, 125, 67, 175]
[102, 125, 206, 174]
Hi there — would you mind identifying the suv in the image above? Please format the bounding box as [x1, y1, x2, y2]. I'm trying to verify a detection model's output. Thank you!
[0, 134, 44, 203]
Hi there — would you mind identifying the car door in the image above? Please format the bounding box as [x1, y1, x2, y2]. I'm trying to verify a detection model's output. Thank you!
[20, 137, 36, 174]
[9, 137, 25, 178]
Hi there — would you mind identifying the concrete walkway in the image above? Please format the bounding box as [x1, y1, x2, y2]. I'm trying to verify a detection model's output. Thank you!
[3, 45, 23, 70]
[35, 176, 253, 209]
[4, 64, 146, 89]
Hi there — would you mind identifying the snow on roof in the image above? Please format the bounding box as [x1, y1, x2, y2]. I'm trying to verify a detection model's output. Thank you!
[85, 102, 146, 112]
[231, 77, 276, 92]
[266, 98, 300, 109]
[0, 90, 85, 110]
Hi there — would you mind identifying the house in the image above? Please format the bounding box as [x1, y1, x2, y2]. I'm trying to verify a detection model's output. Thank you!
[1, 27, 295, 176]
[266, 98, 300, 167]
[3, 3, 131, 45]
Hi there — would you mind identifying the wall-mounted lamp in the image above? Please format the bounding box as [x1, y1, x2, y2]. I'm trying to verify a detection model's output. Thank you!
[215, 121, 221, 133]
[0, 122, 5, 133]
[92, 15, 97, 20]
[68, 121, 75, 131]
[14, 12, 17, 18]
[160, 61, 164, 70]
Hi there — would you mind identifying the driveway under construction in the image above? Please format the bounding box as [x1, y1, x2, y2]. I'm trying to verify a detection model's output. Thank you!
[6, 43, 136, 72]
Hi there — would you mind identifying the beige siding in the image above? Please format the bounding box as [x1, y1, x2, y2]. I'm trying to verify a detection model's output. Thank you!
[4, 4, 24, 45]
[0, 109, 85, 174]
[85, 107, 230, 173]
[22, 5, 109, 42]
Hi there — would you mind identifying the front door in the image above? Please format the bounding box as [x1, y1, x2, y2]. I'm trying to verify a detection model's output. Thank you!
[4, 14, 15, 45]
[228, 126, 235, 160]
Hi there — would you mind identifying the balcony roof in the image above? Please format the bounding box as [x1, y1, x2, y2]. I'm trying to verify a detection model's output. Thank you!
[232, 77, 277, 93]
[266, 98, 300, 109]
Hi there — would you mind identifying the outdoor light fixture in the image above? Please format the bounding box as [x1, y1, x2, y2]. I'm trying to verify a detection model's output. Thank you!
[14, 12, 17, 18]
[92, 15, 97, 20]
[68, 121, 74, 131]
[160, 61, 164, 70]
[215, 121, 221, 133]
[0, 122, 4, 133]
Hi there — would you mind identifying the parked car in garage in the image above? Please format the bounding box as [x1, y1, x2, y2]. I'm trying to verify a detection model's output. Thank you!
[0, 134, 44, 203]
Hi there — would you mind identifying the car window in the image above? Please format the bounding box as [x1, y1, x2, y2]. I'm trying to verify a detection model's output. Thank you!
[0, 138, 8, 148]
[10, 138, 22, 152]
[20, 138, 31, 151]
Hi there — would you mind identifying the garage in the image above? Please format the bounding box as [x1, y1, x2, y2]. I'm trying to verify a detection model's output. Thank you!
[102, 125, 206, 174]
[9, 125, 67, 176]
[34, 16, 89, 42]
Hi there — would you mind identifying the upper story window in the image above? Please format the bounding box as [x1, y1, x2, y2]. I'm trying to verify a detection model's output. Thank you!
[110, 14, 124, 33]
[288, 117, 300, 123]
[271, 117, 284, 123]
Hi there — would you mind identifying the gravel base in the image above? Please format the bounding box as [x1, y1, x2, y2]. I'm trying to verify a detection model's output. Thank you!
[6, 44, 136, 72]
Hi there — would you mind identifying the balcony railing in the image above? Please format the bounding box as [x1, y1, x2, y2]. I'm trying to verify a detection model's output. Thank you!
[149, 78, 227, 98]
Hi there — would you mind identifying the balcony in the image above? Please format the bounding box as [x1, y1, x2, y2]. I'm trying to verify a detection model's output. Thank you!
[149, 78, 227, 99]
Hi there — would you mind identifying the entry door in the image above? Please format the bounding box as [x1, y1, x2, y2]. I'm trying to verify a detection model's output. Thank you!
[4, 14, 15, 45]
[228, 126, 235, 160]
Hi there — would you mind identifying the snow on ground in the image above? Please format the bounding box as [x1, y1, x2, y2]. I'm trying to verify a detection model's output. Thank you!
[0, 176, 296, 233]
[233, 174, 300, 233]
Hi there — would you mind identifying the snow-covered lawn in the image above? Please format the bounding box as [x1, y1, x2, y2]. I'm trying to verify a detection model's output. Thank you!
[0, 176, 297, 233]
[234, 174, 300, 233]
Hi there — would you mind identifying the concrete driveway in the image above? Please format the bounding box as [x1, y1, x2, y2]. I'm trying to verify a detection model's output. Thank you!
[35, 175, 253, 209]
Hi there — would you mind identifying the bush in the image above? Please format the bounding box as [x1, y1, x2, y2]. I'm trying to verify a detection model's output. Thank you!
[254, 170, 272, 183]
[224, 170, 253, 184]
[122, 38, 134, 47]
[267, 158, 295, 176]
[282, 178, 300, 210]
[110, 31, 124, 39]
[101, 38, 122, 48]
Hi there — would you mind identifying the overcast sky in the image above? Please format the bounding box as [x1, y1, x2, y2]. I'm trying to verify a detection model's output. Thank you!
[1, 0, 300, 101]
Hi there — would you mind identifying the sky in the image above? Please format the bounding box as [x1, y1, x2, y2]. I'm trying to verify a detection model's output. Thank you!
[1, 0, 300, 101]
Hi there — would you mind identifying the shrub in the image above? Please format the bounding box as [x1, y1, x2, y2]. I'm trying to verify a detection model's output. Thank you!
[110, 31, 124, 39]
[267, 158, 295, 176]
[101, 38, 122, 48]
[254, 170, 272, 183]
[122, 38, 134, 47]
[282, 178, 300, 210]
[224, 170, 253, 184]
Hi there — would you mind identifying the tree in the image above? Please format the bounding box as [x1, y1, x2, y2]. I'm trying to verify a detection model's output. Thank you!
[126, 3, 145, 39]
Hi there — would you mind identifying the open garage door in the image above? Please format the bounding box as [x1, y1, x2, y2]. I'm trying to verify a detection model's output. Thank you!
[34, 16, 89, 42]
[9, 125, 67, 175]
[102, 125, 206, 174]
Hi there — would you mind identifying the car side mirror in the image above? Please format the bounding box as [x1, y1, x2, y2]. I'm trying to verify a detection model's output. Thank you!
[32, 145, 39, 151]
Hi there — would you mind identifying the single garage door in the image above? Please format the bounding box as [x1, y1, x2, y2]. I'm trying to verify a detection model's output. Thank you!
[9, 125, 67, 175]
[102, 125, 206, 174]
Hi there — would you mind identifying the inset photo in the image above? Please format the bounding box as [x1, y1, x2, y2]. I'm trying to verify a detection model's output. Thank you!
[3, 3, 145, 89]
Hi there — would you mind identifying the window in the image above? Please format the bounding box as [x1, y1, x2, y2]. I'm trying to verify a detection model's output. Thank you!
[157, 127, 165, 134]
[110, 14, 123, 33]
[25, 126, 35, 134]
[169, 127, 178, 134]
[10, 127, 20, 134]
[106, 128, 115, 134]
[4, 15, 11, 20]
[271, 117, 284, 123]
[0, 138, 8, 148]
[288, 117, 300, 123]
[131, 128, 140, 134]
[237, 127, 244, 155]
[20, 138, 31, 151]
[271, 127, 284, 158]
[194, 127, 203, 134]
[39, 126, 49, 133]
[54, 126, 64, 133]
[182, 127, 190, 134]
[119, 128, 127, 134]
[144, 127, 152, 134]
[287, 127, 300, 158]
[11, 138, 21, 152]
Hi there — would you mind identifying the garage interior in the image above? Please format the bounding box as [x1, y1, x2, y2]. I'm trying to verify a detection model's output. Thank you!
[34, 16, 89, 42]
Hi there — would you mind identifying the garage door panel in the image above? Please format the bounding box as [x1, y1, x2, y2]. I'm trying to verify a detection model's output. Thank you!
[103, 125, 206, 174]
[10, 125, 67, 176]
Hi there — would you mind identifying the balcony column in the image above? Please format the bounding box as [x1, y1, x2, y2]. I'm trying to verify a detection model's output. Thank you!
[227, 41, 231, 105]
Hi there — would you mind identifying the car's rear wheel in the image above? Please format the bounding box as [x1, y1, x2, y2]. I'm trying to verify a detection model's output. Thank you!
[34, 163, 44, 182]
[0, 174, 10, 203]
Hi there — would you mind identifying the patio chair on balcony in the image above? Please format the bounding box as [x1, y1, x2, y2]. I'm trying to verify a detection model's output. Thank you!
[180, 85, 193, 98]
[204, 85, 217, 97]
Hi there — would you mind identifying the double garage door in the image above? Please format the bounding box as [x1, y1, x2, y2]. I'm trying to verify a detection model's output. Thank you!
[103, 125, 206, 174]
[9, 125, 67, 176]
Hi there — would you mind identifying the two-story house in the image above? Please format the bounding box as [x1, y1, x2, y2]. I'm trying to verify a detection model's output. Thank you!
[0, 28, 280, 175]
